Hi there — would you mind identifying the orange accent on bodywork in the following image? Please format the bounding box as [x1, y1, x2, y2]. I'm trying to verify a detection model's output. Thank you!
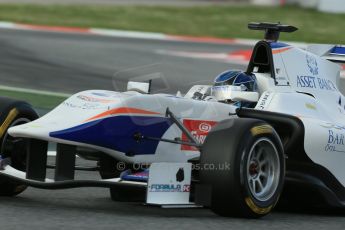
[84, 107, 160, 122]
[272, 47, 292, 54]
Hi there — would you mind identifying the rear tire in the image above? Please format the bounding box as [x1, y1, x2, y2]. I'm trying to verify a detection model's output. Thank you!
[200, 118, 285, 218]
[0, 97, 39, 196]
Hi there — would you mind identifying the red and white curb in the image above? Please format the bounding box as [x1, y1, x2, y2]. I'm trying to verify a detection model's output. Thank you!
[0, 21, 263, 46]
[157, 49, 345, 73]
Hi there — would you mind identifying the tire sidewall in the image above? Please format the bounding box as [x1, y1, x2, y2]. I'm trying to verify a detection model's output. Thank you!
[0, 103, 38, 164]
[200, 118, 285, 218]
[0, 101, 38, 196]
[236, 124, 285, 215]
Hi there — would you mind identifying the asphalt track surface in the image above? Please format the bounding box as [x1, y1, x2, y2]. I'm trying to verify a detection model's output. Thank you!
[0, 28, 246, 94]
[1, 28, 345, 229]
[1, 158, 345, 230]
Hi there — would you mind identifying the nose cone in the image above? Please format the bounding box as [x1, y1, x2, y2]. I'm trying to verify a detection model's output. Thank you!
[8, 90, 127, 139]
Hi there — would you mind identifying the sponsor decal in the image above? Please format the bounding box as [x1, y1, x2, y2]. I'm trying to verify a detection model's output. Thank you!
[250, 125, 272, 136]
[257, 91, 273, 110]
[176, 168, 185, 182]
[245, 197, 273, 215]
[199, 122, 212, 132]
[306, 54, 319, 75]
[183, 184, 191, 192]
[181, 120, 217, 151]
[296, 76, 337, 91]
[295, 54, 338, 91]
[91, 91, 123, 98]
[296, 76, 317, 89]
[325, 129, 345, 153]
[63, 102, 107, 110]
[149, 184, 190, 193]
[77, 95, 116, 103]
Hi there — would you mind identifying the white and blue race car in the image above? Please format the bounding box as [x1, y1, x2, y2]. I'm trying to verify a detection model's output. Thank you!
[0, 22, 344, 218]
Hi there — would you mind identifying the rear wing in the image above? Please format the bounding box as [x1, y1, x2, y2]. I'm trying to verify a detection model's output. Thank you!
[307, 44, 345, 63]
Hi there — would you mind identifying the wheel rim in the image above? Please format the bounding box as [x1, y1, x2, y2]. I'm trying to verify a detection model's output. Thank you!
[246, 137, 280, 202]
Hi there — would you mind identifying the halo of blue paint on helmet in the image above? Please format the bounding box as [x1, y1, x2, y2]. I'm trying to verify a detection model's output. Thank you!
[233, 72, 258, 91]
[214, 70, 241, 84]
[214, 70, 257, 92]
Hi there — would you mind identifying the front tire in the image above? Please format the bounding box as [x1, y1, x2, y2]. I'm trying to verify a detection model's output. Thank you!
[0, 98, 39, 196]
[200, 118, 285, 218]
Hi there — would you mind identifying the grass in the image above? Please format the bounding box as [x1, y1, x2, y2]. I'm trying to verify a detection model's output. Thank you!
[0, 89, 67, 110]
[0, 4, 344, 43]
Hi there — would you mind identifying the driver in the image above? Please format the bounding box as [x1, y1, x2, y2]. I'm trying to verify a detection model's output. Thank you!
[211, 70, 258, 107]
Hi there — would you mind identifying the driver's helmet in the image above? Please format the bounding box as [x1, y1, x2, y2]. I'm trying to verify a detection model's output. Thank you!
[211, 70, 257, 102]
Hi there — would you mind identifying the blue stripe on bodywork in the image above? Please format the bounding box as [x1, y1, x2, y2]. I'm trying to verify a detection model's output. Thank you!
[50, 116, 172, 155]
[270, 42, 289, 49]
[121, 169, 149, 182]
[331, 46, 345, 55]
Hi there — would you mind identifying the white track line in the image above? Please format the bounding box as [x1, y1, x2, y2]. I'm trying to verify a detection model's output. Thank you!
[0, 85, 71, 97]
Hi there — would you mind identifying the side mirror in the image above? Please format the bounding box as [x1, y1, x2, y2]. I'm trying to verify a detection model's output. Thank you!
[127, 81, 151, 94]
[231, 91, 259, 102]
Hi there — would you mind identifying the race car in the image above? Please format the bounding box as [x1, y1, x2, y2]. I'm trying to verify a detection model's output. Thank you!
[0, 22, 344, 218]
